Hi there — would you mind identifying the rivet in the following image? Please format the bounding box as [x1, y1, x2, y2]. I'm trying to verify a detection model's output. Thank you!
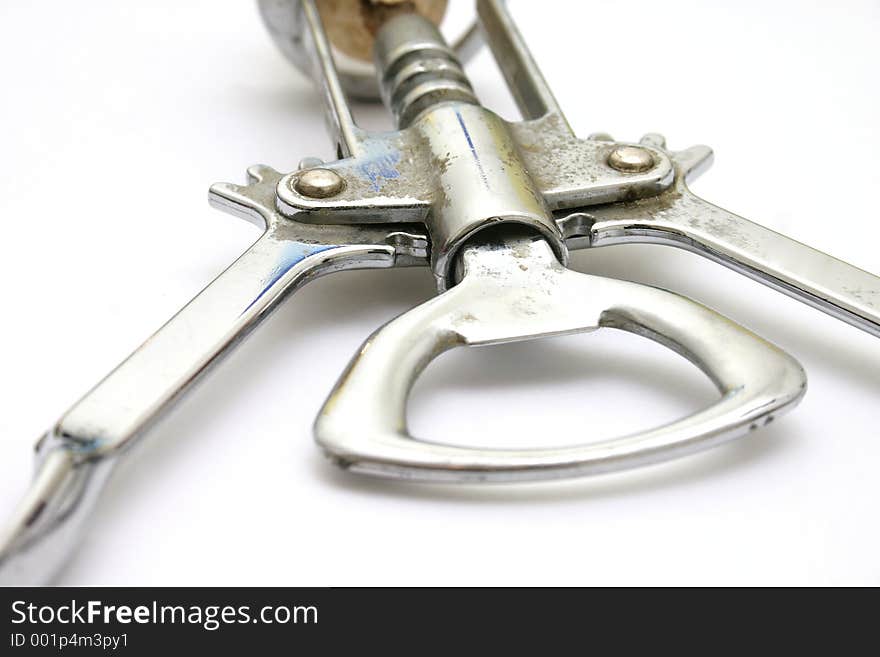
[293, 168, 345, 198]
[607, 145, 655, 174]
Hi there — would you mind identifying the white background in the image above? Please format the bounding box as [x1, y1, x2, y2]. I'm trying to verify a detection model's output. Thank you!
[0, 1, 877, 586]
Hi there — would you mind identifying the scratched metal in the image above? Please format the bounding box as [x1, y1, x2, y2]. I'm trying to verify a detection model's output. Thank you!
[315, 228, 807, 482]
[275, 115, 675, 225]
[564, 145, 880, 338]
[0, 165, 429, 585]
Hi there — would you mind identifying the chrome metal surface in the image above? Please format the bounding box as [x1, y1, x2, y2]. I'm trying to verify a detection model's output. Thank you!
[274, 124, 673, 227]
[258, 0, 481, 100]
[476, 0, 566, 122]
[411, 102, 565, 288]
[276, 7, 674, 287]
[3, 0, 878, 585]
[375, 12, 479, 127]
[297, 0, 365, 157]
[273, 0, 675, 232]
[0, 166, 428, 584]
[561, 138, 880, 338]
[315, 228, 807, 482]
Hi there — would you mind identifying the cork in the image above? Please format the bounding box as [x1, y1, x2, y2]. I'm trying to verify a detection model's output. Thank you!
[315, 0, 448, 62]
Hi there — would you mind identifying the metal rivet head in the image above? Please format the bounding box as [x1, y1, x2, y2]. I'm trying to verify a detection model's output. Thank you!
[293, 168, 345, 198]
[607, 146, 655, 174]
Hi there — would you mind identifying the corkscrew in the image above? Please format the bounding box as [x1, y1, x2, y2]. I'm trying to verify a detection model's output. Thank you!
[1, 0, 877, 584]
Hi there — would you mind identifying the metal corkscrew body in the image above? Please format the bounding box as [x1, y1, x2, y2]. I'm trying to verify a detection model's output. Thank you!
[0, 0, 876, 584]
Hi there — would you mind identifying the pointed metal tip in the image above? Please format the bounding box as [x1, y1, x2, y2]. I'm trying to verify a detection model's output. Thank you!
[674, 145, 715, 182]
[207, 182, 243, 202]
[640, 133, 667, 149]
[0, 447, 85, 585]
[246, 163, 279, 184]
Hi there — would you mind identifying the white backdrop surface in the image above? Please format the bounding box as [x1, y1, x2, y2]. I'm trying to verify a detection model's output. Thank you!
[0, 1, 877, 585]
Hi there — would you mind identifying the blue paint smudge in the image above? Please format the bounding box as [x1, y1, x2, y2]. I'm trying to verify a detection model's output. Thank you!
[357, 144, 401, 191]
[241, 242, 338, 316]
[65, 437, 104, 454]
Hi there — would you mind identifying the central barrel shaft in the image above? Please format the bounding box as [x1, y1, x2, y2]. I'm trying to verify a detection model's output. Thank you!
[373, 13, 566, 289]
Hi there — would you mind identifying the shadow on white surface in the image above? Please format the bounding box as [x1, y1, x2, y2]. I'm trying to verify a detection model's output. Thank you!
[10, 235, 870, 584]
[73, 253, 806, 507]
